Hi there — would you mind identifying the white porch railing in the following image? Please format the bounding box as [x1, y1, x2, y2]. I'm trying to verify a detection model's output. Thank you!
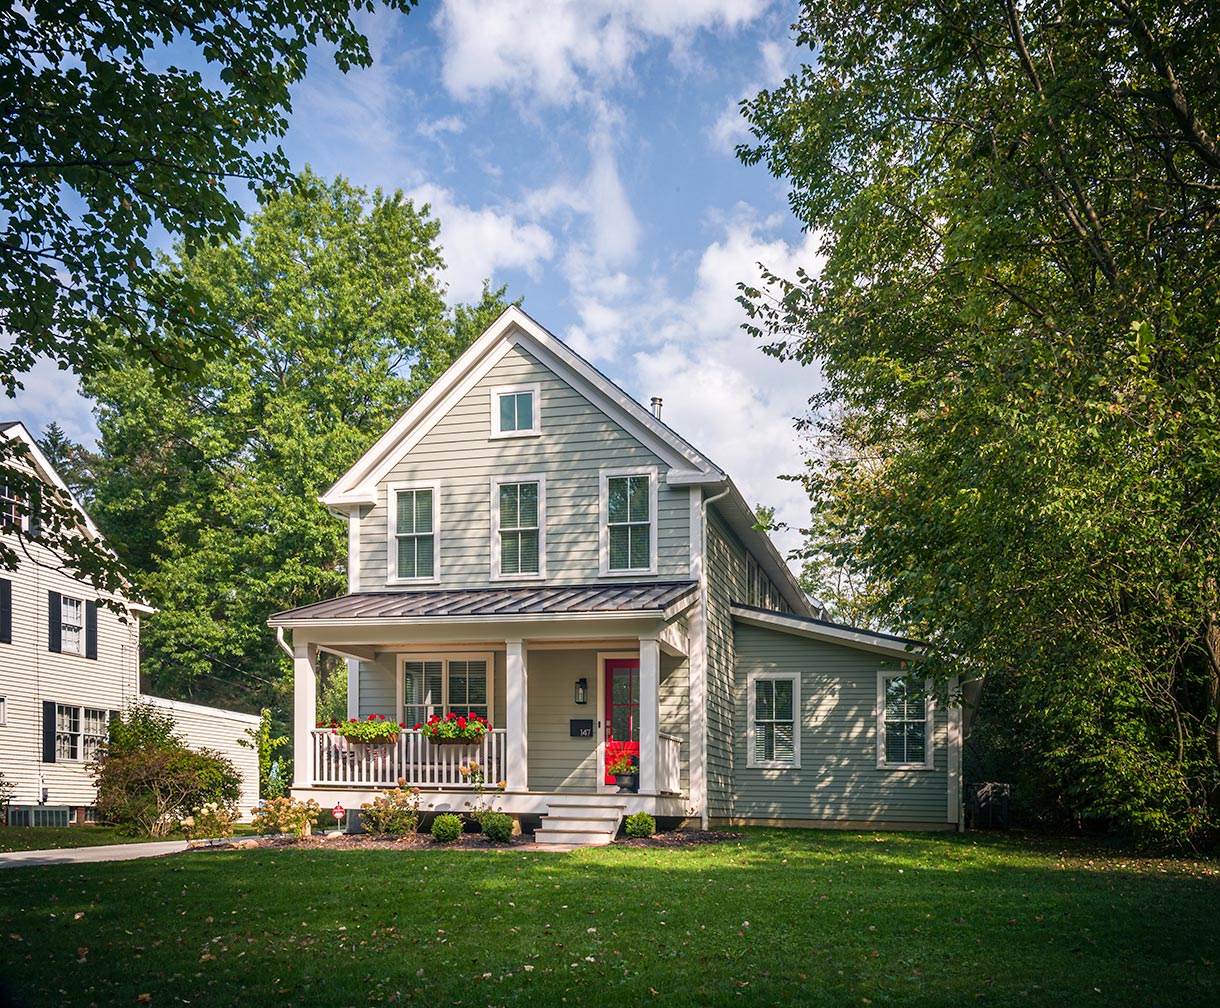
[311, 728, 507, 789]
[658, 733, 682, 794]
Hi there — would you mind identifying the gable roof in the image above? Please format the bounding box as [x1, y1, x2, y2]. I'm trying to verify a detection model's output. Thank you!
[1, 421, 103, 542]
[321, 305, 813, 617]
[322, 306, 724, 508]
[731, 603, 923, 661]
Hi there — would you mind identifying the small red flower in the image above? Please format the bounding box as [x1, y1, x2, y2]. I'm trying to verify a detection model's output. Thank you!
[457, 716, 467, 728]
[412, 723, 421, 731]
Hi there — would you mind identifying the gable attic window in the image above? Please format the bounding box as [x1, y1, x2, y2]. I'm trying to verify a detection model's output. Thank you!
[490, 383, 541, 438]
[877, 670, 934, 770]
[388, 484, 438, 582]
[600, 468, 657, 575]
[492, 476, 545, 578]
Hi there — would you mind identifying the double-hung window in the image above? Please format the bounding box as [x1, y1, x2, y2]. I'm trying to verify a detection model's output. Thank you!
[492, 477, 544, 578]
[54, 704, 106, 761]
[401, 654, 493, 726]
[600, 468, 657, 575]
[877, 671, 934, 770]
[490, 383, 541, 438]
[747, 672, 800, 768]
[389, 484, 438, 582]
[61, 597, 84, 654]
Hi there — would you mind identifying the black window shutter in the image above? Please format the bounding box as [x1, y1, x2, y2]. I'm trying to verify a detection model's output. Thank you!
[85, 601, 98, 660]
[28, 484, 41, 538]
[48, 591, 61, 652]
[0, 578, 11, 644]
[42, 700, 56, 762]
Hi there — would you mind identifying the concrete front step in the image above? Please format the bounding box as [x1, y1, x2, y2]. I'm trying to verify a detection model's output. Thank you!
[535, 801, 625, 846]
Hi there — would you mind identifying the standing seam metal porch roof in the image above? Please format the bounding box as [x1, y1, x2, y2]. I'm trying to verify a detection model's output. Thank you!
[269, 581, 699, 624]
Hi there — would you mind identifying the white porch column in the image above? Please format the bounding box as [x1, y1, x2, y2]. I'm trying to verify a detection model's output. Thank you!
[506, 639, 528, 791]
[639, 635, 660, 794]
[292, 642, 318, 789]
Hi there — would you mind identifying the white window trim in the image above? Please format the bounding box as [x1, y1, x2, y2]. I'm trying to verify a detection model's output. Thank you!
[60, 596, 85, 656]
[746, 669, 801, 769]
[386, 481, 441, 585]
[395, 652, 496, 724]
[0, 695, 6, 726]
[489, 474, 547, 581]
[876, 669, 935, 771]
[598, 466, 659, 577]
[489, 382, 542, 439]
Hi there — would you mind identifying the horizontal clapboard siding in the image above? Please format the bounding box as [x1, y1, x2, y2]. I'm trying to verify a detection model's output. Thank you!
[359, 651, 508, 729]
[359, 345, 689, 588]
[732, 623, 951, 824]
[525, 650, 600, 791]
[705, 509, 745, 817]
[0, 537, 142, 808]
[141, 695, 261, 817]
[658, 652, 690, 793]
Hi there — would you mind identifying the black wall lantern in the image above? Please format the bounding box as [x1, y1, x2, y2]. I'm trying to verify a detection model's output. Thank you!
[574, 677, 589, 705]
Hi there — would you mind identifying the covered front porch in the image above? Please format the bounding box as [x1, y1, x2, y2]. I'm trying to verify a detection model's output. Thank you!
[270, 582, 699, 822]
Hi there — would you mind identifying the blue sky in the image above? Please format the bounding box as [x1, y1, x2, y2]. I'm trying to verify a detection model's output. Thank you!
[12, 0, 824, 561]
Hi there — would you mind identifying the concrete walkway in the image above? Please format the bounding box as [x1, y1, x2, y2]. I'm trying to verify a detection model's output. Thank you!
[0, 840, 189, 869]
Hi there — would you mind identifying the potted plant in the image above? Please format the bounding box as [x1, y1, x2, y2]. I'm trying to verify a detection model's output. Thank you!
[415, 711, 492, 745]
[319, 714, 403, 746]
[606, 748, 639, 793]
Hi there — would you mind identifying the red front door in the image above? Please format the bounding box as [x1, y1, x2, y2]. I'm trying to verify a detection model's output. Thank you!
[604, 658, 640, 784]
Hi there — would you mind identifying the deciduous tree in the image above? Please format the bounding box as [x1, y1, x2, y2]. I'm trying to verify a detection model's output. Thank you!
[739, 0, 1220, 844]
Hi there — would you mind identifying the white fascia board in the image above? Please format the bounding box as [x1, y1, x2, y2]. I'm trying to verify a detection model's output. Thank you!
[319, 307, 524, 506]
[519, 327, 721, 475]
[666, 470, 726, 487]
[731, 604, 925, 661]
[139, 693, 262, 724]
[2, 421, 103, 541]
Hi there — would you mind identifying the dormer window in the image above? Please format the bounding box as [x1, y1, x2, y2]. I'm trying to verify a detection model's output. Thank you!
[490, 383, 541, 438]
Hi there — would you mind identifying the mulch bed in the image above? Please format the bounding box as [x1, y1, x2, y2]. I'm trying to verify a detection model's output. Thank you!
[211, 828, 742, 852]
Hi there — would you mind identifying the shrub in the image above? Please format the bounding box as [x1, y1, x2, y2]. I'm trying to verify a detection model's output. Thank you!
[92, 703, 242, 837]
[625, 813, 655, 838]
[361, 783, 422, 835]
[180, 802, 238, 840]
[480, 811, 514, 843]
[252, 796, 320, 837]
[0, 769, 15, 823]
[430, 812, 462, 842]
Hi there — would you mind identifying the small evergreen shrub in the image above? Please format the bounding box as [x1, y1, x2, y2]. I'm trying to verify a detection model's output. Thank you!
[361, 784, 422, 835]
[480, 811, 514, 843]
[430, 813, 462, 842]
[625, 812, 655, 838]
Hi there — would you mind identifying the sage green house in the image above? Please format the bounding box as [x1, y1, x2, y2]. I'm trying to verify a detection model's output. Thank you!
[270, 307, 966, 842]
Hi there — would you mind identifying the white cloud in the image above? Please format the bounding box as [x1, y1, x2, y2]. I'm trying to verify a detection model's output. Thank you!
[560, 211, 826, 566]
[418, 115, 465, 139]
[409, 184, 556, 302]
[4, 357, 98, 449]
[710, 38, 799, 152]
[435, 0, 770, 105]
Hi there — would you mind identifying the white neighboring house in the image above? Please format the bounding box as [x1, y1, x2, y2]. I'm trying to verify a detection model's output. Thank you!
[0, 422, 259, 824]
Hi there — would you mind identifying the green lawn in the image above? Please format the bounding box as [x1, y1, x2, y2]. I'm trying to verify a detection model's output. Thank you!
[0, 824, 259, 852]
[1, 829, 1216, 1007]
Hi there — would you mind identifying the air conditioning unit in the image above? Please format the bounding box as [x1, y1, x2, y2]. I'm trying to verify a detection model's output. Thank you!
[6, 805, 72, 828]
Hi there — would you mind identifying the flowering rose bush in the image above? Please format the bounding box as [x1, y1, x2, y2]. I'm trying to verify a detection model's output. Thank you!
[414, 711, 491, 741]
[317, 714, 403, 744]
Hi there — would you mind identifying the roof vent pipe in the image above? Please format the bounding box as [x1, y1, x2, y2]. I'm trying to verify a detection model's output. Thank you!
[650, 396, 663, 419]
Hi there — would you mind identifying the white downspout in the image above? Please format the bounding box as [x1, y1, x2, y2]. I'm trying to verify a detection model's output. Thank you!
[699, 483, 731, 830]
[275, 626, 293, 659]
